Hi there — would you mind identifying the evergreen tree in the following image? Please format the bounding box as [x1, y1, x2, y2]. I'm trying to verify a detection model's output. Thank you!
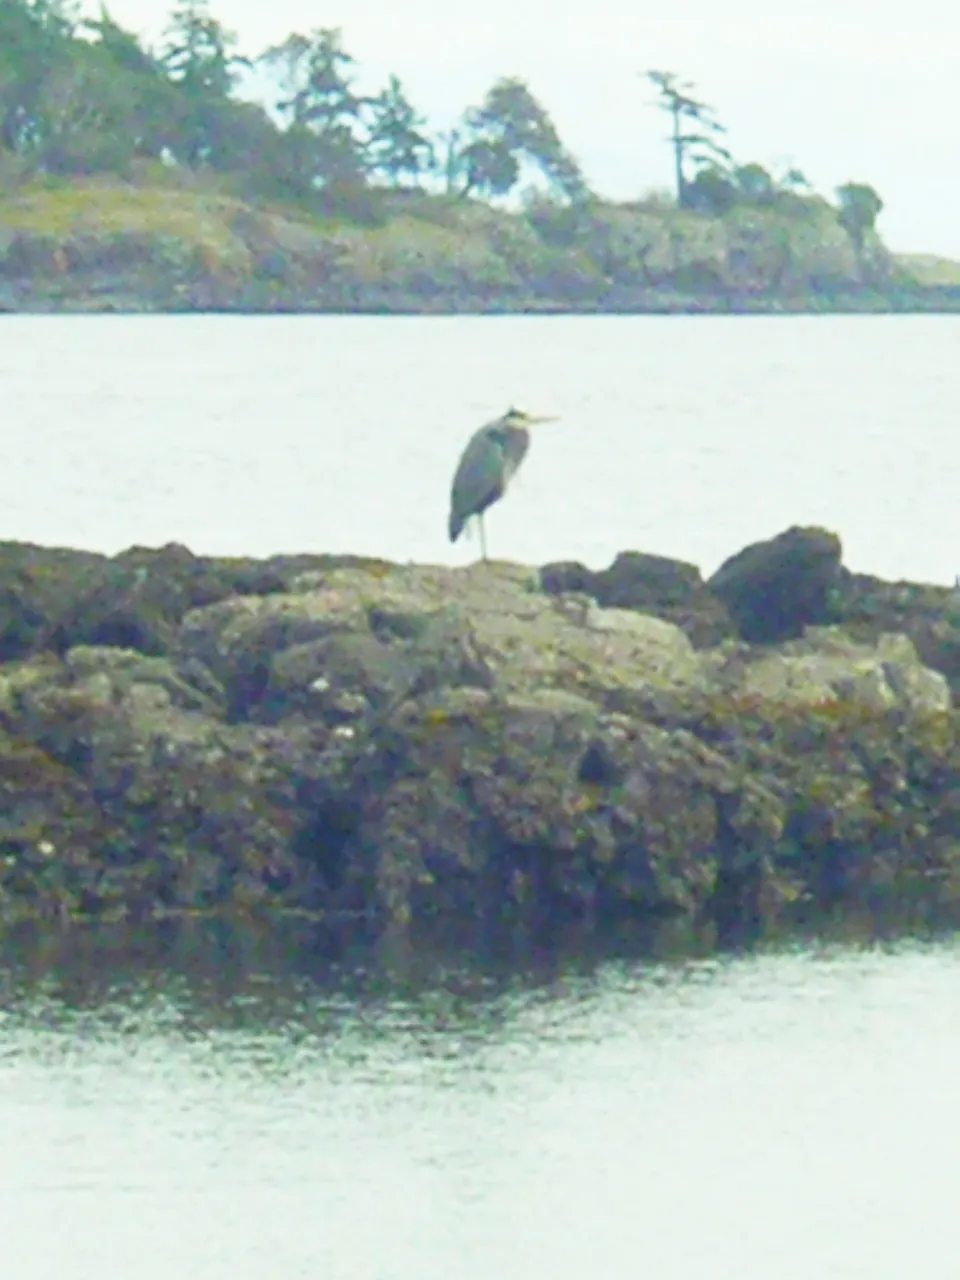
[459, 136, 519, 197]
[462, 76, 587, 201]
[367, 75, 432, 186]
[836, 182, 884, 253]
[80, 7, 179, 160]
[161, 0, 247, 165]
[0, 0, 75, 153]
[259, 27, 368, 190]
[645, 70, 730, 207]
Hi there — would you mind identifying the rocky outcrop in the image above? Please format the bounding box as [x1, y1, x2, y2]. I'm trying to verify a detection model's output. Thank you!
[0, 178, 956, 314]
[0, 533, 958, 937]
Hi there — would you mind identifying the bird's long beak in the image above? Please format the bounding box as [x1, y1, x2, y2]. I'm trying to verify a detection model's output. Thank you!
[527, 414, 559, 425]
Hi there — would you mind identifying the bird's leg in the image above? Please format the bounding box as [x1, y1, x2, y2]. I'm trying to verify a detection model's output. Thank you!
[478, 513, 488, 562]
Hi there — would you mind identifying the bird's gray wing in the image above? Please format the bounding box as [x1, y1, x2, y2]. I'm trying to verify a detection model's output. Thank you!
[498, 426, 530, 487]
[449, 425, 508, 537]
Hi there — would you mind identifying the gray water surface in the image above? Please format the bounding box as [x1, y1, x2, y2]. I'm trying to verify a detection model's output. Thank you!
[2, 313, 958, 582]
[1, 924, 959, 1279]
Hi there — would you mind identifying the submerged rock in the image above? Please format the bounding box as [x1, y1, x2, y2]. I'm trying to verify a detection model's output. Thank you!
[0, 533, 957, 936]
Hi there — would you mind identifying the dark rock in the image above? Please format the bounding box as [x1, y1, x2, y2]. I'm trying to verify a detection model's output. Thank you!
[592, 551, 735, 647]
[0, 539, 342, 669]
[0, 542, 106, 661]
[541, 551, 735, 647]
[577, 738, 625, 787]
[708, 525, 843, 643]
[593, 551, 703, 608]
[539, 560, 596, 596]
[0, 723, 122, 919]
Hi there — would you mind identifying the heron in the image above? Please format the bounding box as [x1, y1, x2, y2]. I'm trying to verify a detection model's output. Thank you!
[448, 407, 558, 560]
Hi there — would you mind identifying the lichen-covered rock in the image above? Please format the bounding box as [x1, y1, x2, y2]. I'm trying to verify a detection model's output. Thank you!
[169, 558, 959, 929]
[176, 561, 709, 732]
[836, 572, 960, 696]
[325, 686, 784, 928]
[0, 646, 333, 919]
[700, 629, 951, 714]
[0, 724, 122, 920]
[0, 538, 959, 935]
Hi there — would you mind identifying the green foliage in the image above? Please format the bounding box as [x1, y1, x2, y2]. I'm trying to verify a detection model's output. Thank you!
[780, 166, 811, 193]
[0, 0, 75, 154]
[641, 75, 826, 229]
[460, 136, 519, 198]
[431, 128, 465, 194]
[367, 74, 432, 187]
[259, 27, 368, 196]
[685, 165, 738, 215]
[162, 0, 244, 101]
[898, 254, 960, 287]
[335, 214, 522, 295]
[526, 195, 659, 282]
[83, 11, 179, 159]
[83, 6, 157, 76]
[734, 162, 775, 203]
[461, 76, 588, 202]
[0, 179, 256, 277]
[161, 0, 248, 166]
[684, 158, 825, 221]
[835, 181, 884, 251]
[645, 70, 730, 207]
[35, 48, 138, 174]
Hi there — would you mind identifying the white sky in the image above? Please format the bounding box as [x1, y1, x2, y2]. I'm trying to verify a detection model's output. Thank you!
[84, 0, 959, 257]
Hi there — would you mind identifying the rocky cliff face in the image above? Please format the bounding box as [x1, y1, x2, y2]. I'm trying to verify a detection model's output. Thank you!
[0, 179, 942, 313]
[0, 530, 958, 937]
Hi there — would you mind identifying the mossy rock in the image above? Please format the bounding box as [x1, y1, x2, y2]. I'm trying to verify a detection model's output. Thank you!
[0, 726, 123, 920]
[836, 572, 960, 694]
[0, 540, 291, 664]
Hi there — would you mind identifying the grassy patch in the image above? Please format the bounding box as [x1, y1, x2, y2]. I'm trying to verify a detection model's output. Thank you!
[0, 178, 254, 273]
[896, 254, 960, 286]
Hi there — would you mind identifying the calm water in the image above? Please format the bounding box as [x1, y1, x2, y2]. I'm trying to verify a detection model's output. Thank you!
[2, 923, 959, 1279]
[1, 313, 958, 582]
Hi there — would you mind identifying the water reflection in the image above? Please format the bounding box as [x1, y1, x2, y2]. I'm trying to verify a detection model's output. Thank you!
[1, 909, 956, 1028]
[3, 917, 960, 1280]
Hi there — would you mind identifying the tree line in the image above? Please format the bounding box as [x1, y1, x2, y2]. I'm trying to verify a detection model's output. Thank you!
[645, 71, 884, 250]
[0, 0, 885, 245]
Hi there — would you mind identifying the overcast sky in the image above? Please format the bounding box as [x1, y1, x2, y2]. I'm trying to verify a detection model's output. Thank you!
[84, 0, 957, 257]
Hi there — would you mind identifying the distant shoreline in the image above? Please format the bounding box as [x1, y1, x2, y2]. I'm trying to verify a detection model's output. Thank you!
[6, 289, 960, 317]
[3, 177, 960, 319]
